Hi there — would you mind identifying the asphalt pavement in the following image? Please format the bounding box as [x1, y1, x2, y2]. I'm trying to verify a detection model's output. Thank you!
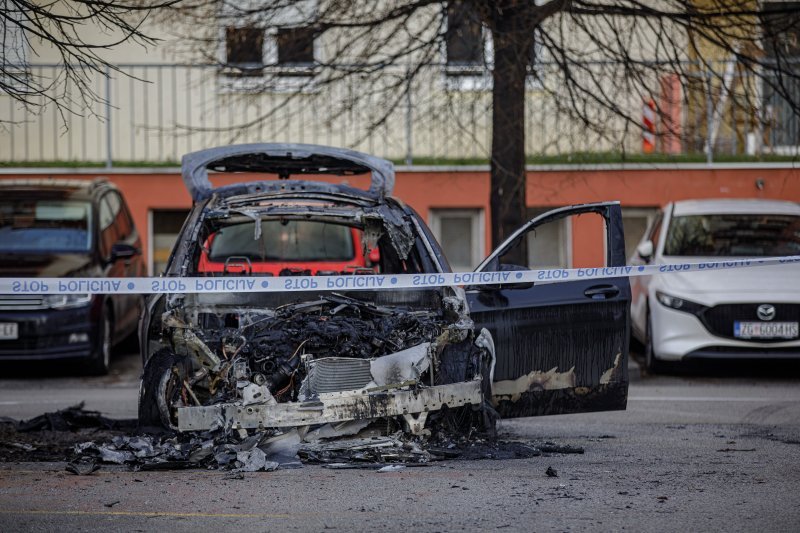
[0, 351, 799, 532]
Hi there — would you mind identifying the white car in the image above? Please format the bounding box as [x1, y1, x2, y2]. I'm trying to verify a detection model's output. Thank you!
[630, 198, 800, 372]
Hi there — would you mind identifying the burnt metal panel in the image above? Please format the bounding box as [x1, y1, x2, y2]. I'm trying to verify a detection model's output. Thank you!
[468, 201, 631, 418]
[476, 201, 626, 273]
[471, 296, 628, 384]
[493, 382, 628, 419]
[176, 379, 483, 431]
[181, 143, 395, 202]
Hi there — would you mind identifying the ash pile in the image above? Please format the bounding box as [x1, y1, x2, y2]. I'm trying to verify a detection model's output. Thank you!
[68, 416, 580, 474]
[2, 403, 582, 474]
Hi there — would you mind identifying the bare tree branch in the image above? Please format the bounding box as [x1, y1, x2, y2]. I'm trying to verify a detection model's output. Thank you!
[45, 0, 800, 243]
[1, 0, 181, 119]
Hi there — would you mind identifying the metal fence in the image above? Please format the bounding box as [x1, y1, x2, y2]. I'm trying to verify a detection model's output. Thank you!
[0, 62, 797, 166]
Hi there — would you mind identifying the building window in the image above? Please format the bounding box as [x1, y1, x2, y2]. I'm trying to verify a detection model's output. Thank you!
[526, 208, 570, 268]
[445, 4, 484, 68]
[1, 7, 29, 92]
[527, 36, 544, 83]
[276, 27, 315, 66]
[225, 26, 265, 74]
[429, 208, 484, 272]
[762, 1, 800, 151]
[444, 2, 488, 90]
[443, 2, 542, 91]
[220, 24, 317, 89]
[150, 209, 191, 276]
[622, 207, 658, 262]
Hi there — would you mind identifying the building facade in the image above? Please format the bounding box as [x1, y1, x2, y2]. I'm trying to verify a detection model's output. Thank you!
[1, 164, 797, 275]
[1, 2, 798, 272]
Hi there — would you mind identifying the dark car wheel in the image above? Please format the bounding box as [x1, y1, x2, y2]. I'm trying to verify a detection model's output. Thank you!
[138, 349, 186, 431]
[478, 353, 498, 436]
[83, 305, 112, 375]
[644, 310, 666, 374]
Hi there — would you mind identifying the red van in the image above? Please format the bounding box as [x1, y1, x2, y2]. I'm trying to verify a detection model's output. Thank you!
[197, 219, 379, 275]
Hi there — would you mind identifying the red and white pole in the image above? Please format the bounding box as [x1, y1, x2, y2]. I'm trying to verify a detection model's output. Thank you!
[642, 99, 656, 154]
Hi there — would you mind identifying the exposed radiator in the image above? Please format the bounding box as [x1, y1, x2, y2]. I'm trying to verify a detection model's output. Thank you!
[308, 357, 374, 395]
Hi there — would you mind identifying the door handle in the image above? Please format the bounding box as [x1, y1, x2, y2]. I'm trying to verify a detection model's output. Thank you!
[584, 285, 620, 300]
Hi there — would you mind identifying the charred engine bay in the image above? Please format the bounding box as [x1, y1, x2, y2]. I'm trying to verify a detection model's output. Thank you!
[138, 286, 493, 433]
[0, 404, 585, 473]
[181, 293, 445, 405]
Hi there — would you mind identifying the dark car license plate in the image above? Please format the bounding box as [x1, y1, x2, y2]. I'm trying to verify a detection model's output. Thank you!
[0, 322, 19, 340]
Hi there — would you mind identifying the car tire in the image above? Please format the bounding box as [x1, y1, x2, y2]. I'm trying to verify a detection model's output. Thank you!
[644, 310, 665, 374]
[138, 349, 186, 431]
[629, 332, 645, 354]
[83, 304, 112, 376]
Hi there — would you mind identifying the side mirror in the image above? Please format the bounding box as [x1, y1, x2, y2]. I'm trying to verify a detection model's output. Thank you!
[368, 247, 380, 265]
[110, 242, 140, 262]
[636, 240, 654, 261]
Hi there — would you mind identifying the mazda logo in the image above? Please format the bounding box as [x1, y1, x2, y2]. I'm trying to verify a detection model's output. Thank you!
[757, 304, 776, 321]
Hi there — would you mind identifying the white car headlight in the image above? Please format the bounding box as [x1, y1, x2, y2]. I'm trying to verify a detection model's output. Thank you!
[655, 291, 707, 315]
[656, 291, 684, 309]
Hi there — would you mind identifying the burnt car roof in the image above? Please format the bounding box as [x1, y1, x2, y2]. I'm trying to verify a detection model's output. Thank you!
[182, 143, 396, 203]
[0, 178, 111, 200]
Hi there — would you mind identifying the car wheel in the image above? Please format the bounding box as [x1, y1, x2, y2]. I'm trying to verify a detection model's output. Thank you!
[478, 353, 498, 437]
[83, 305, 112, 375]
[629, 332, 645, 354]
[644, 310, 665, 374]
[138, 349, 186, 431]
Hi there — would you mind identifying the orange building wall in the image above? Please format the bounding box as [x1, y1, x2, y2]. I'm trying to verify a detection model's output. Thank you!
[3, 166, 799, 269]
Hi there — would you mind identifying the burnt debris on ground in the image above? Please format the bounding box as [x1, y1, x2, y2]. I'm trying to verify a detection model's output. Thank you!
[0, 404, 135, 463]
[1, 406, 584, 473]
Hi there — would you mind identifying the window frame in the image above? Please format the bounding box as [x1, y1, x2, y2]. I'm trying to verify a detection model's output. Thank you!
[760, 0, 800, 153]
[441, 2, 544, 92]
[275, 26, 316, 68]
[224, 26, 267, 75]
[218, 9, 319, 93]
[428, 208, 485, 272]
[1, 7, 30, 93]
[218, 24, 319, 92]
[525, 206, 572, 269]
[621, 207, 659, 261]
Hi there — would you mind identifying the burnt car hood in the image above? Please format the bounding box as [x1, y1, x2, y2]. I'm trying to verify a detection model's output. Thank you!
[181, 143, 395, 202]
[0, 253, 94, 278]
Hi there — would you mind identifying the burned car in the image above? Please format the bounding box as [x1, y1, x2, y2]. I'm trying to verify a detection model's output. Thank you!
[138, 144, 630, 438]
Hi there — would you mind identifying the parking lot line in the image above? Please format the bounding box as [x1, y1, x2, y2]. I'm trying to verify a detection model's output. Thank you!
[629, 396, 798, 402]
[0, 509, 291, 520]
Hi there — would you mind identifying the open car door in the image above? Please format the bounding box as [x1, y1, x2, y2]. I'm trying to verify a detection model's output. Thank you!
[466, 202, 630, 418]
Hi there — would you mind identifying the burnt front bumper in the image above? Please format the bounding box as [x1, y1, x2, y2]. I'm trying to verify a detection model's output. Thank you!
[176, 379, 483, 433]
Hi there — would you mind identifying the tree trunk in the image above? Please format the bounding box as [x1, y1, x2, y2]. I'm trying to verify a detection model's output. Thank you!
[490, 22, 531, 265]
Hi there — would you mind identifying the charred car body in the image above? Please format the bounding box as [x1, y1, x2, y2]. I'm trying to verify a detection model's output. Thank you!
[138, 144, 630, 436]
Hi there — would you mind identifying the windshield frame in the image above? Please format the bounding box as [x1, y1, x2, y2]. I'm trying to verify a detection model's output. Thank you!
[207, 219, 357, 263]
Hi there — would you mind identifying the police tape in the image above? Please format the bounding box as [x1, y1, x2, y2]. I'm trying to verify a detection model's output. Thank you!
[1, 255, 798, 295]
